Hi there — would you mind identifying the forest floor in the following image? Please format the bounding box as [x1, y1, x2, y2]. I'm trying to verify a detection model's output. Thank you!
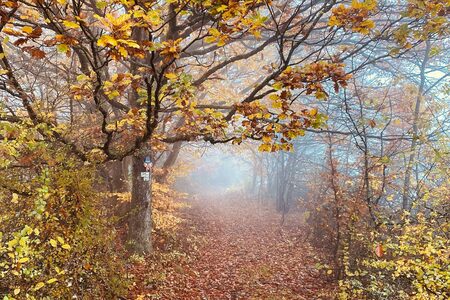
[129, 196, 335, 300]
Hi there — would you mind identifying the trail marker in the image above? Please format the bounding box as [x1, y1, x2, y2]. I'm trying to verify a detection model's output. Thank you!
[144, 156, 152, 171]
[141, 172, 150, 182]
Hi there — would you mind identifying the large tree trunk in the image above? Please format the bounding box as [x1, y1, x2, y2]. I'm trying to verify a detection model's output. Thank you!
[128, 153, 152, 254]
[126, 5, 179, 253]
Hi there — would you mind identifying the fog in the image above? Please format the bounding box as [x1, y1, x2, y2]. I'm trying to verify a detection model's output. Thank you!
[175, 145, 253, 197]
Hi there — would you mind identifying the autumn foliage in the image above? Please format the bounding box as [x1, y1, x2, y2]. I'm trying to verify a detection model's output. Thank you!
[0, 0, 449, 298]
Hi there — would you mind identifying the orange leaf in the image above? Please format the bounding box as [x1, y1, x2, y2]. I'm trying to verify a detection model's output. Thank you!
[375, 243, 383, 258]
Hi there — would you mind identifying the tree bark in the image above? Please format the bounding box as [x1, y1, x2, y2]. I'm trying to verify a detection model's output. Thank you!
[128, 153, 152, 254]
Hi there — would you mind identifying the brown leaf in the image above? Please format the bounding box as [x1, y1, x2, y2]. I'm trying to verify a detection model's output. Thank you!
[13, 38, 28, 47]
[23, 46, 46, 59]
[29, 26, 43, 38]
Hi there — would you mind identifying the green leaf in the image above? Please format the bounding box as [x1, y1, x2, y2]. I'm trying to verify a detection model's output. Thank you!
[56, 44, 69, 53]
[272, 82, 283, 91]
[96, 1, 107, 9]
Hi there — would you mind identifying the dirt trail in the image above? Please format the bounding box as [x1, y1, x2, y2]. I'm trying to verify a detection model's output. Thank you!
[131, 197, 332, 299]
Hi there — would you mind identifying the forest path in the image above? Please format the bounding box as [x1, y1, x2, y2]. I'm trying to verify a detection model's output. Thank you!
[130, 197, 331, 299]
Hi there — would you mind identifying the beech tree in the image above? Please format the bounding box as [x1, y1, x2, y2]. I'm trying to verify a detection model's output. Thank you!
[1, 0, 448, 254]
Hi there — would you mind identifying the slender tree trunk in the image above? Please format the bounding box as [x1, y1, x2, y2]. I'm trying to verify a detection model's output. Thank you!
[402, 40, 430, 211]
[128, 153, 152, 254]
[327, 134, 342, 279]
[155, 141, 182, 183]
[250, 167, 256, 193]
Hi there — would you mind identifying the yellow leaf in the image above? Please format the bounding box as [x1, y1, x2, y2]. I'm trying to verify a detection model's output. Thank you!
[272, 101, 282, 109]
[34, 282, 45, 291]
[49, 239, 57, 248]
[76, 74, 89, 81]
[61, 244, 71, 250]
[253, 30, 262, 39]
[18, 257, 29, 263]
[269, 94, 279, 101]
[328, 16, 341, 27]
[47, 278, 58, 284]
[0, 68, 9, 75]
[216, 5, 227, 13]
[22, 26, 33, 34]
[7, 239, 18, 248]
[258, 143, 272, 152]
[209, 28, 221, 37]
[56, 236, 64, 244]
[57, 0, 67, 4]
[360, 19, 375, 29]
[107, 90, 120, 99]
[262, 135, 271, 143]
[19, 237, 27, 246]
[106, 123, 117, 131]
[327, 269, 333, 275]
[119, 39, 140, 48]
[14, 288, 20, 295]
[118, 46, 128, 58]
[3, 1, 16, 7]
[62, 20, 80, 29]
[309, 108, 318, 117]
[351, 0, 363, 9]
[98, 35, 118, 47]
[165, 73, 177, 80]
[204, 36, 216, 44]
[217, 39, 226, 47]
[11, 193, 19, 203]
